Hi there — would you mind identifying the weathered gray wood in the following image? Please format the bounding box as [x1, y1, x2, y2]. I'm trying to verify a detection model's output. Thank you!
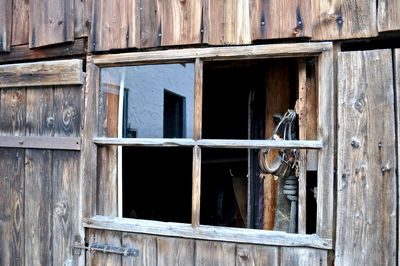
[11, 0, 29, 45]
[336, 50, 396, 265]
[0, 148, 25, 266]
[92, 42, 333, 67]
[395, 49, 400, 266]
[195, 240, 235, 266]
[0, 136, 81, 150]
[80, 57, 99, 218]
[88, 229, 122, 266]
[157, 237, 195, 266]
[0, 60, 84, 88]
[74, 0, 92, 38]
[54, 86, 82, 137]
[0, 0, 12, 51]
[236, 244, 279, 266]
[316, 48, 334, 239]
[378, 0, 400, 32]
[83, 216, 332, 249]
[121, 232, 157, 266]
[281, 247, 327, 266]
[24, 149, 53, 266]
[29, 0, 74, 48]
[0, 88, 26, 136]
[93, 137, 323, 149]
[0, 38, 87, 64]
[192, 146, 201, 228]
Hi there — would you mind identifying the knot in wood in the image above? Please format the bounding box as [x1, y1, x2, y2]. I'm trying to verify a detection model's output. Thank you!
[55, 201, 67, 217]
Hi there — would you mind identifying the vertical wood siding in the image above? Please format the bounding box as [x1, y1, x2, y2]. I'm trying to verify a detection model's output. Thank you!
[378, 0, 400, 32]
[0, 0, 12, 51]
[336, 49, 397, 265]
[394, 49, 400, 266]
[11, 0, 29, 46]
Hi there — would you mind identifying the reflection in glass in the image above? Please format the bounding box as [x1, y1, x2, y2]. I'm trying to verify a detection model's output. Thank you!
[100, 63, 194, 138]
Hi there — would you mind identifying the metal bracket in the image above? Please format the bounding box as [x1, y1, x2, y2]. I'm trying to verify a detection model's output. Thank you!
[74, 243, 139, 257]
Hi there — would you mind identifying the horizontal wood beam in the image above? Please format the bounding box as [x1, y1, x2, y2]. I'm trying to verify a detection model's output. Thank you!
[0, 136, 81, 150]
[83, 215, 332, 250]
[0, 59, 85, 88]
[92, 42, 333, 67]
[0, 38, 87, 64]
[93, 137, 323, 149]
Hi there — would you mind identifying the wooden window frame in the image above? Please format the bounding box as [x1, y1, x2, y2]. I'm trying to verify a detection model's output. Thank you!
[83, 42, 334, 249]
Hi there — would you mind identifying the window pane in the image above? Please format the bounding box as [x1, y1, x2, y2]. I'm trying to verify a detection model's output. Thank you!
[100, 63, 195, 138]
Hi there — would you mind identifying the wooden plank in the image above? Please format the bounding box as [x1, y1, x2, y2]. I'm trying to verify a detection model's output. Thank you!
[336, 50, 396, 265]
[378, 0, 400, 32]
[236, 244, 279, 266]
[297, 59, 307, 234]
[80, 57, 99, 218]
[88, 229, 122, 266]
[121, 233, 157, 266]
[24, 149, 53, 266]
[281, 247, 327, 266]
[93, 137, 323, 149]
[264, 62, 291, 231]
[0, 136, 81, 150]
[0, 0, 12, 51]
[0, 38, 87, 64]
[194, 58, 203, 140]
[316, 49, 334, 239]
[11, 0, 29, 45]
[192, 146, 201, 228]
[89, 0, 139, 51]
[251, 0, 311, 40]
[0, 148, 25, 266]
[83, 216, 333, 249]
[139, 0, 160, 48]
[74, 0, 92, 37]
[29, 0, 74, 48]
[54, 85, 82, 137]
[92, 42, 333, 67]
[311, 0, 378, 40]
[158, 0, 202, 46]
[26, 87, 54, 136]
[395, 49, 400, 266]
[157, 237, 195, 266]
[0, 59, 84, 88]
[203, 0, 251, 45]
[195, 240, 236, 265]
[0, 88, 26, 136]
[306, 58, 318, 171]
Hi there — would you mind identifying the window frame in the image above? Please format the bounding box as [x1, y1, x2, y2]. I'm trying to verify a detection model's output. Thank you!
[83, 42, 334, 249]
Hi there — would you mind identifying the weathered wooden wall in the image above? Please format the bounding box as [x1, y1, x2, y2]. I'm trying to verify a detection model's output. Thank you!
[0, 80, 85, 265]
[87, 229, 329, 266]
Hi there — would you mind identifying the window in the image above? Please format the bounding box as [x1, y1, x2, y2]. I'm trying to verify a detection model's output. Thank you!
[87, 43, 334, 248]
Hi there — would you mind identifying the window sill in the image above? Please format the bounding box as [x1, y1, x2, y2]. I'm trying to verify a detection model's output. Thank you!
[83, 215, 332, 250]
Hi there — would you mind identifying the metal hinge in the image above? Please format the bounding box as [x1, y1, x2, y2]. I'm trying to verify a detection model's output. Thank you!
[74, 242, 139, 257]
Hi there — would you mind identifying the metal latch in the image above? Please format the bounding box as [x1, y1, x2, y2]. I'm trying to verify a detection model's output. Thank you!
[74, 243, 139, 257]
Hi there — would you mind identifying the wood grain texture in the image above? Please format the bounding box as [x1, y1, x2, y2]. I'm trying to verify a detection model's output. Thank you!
[158, 0, 202, 46]
[0, 88, 26, 136]
[80, 57, 99, 218]
[139, 0, 159, 48]
[395, 49, 400, 266]
[11, 0, 29, 45]
[0, 148, 25, 266]
[0, 135, 81, 150]
[264, 62, 291, 230]
[194, 58, 203, 140]
[336, 50, 396, 265]
[311, 0, 378, 40]
[29, 0, 74, 48]
[54, 86, 82, 137]
[195, 240, 235, 265]
[84, 216, 333, 249]
[0, 59, 84, 88]
[0, 0, 12, 51]
[90, 0, 139, 51]
[236, 244, 279, 266]
[251, 0, 311, 40]
[74, 0, 92, 37]
[0, 38, 87, 64]
[93, 42, 332, 67]
[316, 49, 334, 239]
[203, 0, 251, 45]
[192, 146, 201, 228]
[378, 0, 400, 32]
[157, 237, 195, 266]
[89, 229, 122, 266]
[281, 247, 327, 266]
[122, 233, 157, 266]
